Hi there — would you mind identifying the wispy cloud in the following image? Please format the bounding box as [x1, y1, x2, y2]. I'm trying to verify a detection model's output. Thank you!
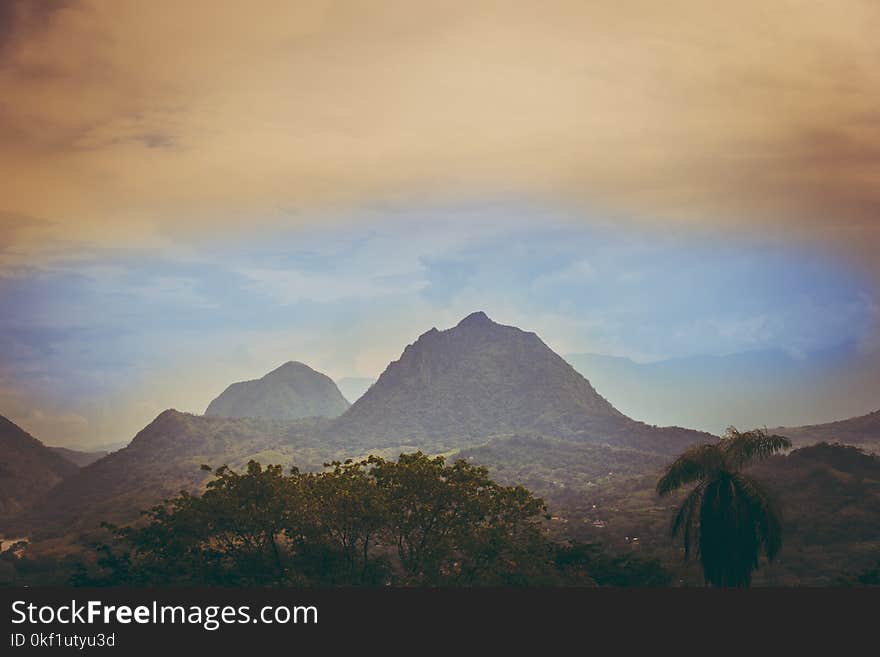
[2, 206, 876, 446]
[0, 1, 878, 276]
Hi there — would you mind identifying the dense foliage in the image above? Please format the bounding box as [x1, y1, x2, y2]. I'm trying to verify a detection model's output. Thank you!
[67, 452, 669, 587]
[6, 432, 878, 587]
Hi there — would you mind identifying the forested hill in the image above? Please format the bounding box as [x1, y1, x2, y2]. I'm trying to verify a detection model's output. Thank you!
[0, 415, 79, 518]
[205, 361, 350, 420]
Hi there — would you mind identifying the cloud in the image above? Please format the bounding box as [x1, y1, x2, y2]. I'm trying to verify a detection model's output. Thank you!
[532, 259, 596, 290]
[238, 266, 426, 304]
[0, 1, 877, 276]
[0, 0, 73, 55]
[2, 212, 878, 446]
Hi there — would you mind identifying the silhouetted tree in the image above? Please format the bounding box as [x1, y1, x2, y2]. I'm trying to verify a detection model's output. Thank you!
[656, 427, 790, 587]
[302, 458, 389, 584]
[369, 452, 551, 585]
[98, 461, 305, 585]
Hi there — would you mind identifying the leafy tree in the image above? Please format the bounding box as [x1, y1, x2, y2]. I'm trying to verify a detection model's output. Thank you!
[369, 452, 550, 585]
[656, 427, 790, 587]
[78, 451, 664, 587]
[97, 461, 304, 585]
[301, 459, 389, 584]
[552, 541, 672, 587]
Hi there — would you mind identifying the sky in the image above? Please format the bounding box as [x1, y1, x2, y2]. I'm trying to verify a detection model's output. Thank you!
[1, 1, 879, 447]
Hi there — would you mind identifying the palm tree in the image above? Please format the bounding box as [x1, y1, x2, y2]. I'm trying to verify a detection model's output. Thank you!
[656, 427, 791, 587]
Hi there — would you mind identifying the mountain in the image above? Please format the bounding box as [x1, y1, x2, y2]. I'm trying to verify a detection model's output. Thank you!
[0, 415, 79, 518]
[19, 410, 341, 536]
[48, 446, 109, 467]
[771, 410, 880, 453]
[205, 361, 350, 420]
[19, 312, 711, 537]
[328, 312, 712, 454]
[335, 377, 376, 404]
[14, 312, 877, 586]
[565, 344, 880, 434]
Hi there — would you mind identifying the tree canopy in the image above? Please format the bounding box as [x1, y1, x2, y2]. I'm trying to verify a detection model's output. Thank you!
[75, 451, 669, 587]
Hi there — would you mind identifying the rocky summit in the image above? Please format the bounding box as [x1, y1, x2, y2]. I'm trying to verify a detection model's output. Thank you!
[205, 361, 350, 420]
[328, 311, 709, 453]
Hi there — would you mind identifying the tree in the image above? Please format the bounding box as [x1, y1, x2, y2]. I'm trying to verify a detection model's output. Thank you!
[80, 451, 646, 587]
[656, 427, 790, 587]
[97, 461, 306, 585]
[369, 452, 550, 585]
[552, 541, 673, 587]
[302, 459, 389, 584]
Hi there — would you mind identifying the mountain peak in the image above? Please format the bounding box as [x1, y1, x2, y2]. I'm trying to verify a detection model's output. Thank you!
[268, 361, 314, 377]
[205, 362, 349, 420]
[330, 313, 670, 450]
[456, 311, 493, 328]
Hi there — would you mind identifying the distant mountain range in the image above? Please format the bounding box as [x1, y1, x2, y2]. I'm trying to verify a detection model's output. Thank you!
[6, 311, 880, 547]
[205, 361, 350, 420]
[565, 345, 880, 434]
[14, 312, 709, 535]
[771, 409, 880, 453]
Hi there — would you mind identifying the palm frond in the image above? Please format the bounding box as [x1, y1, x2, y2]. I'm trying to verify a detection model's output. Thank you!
[732, 473, 783, 562]
[723, 427, 791, 471]
[656, 443, 724, 496]
[671, 483, 704, 560]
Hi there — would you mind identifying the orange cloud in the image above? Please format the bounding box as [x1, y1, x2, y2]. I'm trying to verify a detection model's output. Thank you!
[0, 1, 878, 272]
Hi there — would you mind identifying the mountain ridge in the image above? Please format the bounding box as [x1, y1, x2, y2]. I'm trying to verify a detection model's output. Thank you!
[771, 409, 880, 453]
[17, 410, 340, 535]
[205, 361, 349, 420]
[327, 311, 710, 454]
[565, 343, 880, 433]
[0, 415, 79, 518]
[12, 312, 711, 535]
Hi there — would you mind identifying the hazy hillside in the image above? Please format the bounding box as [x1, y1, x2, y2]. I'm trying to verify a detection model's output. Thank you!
[205, 361, 350, 420]
[771, 410, 880, 453]
[48, 446, 109, 468]
[0, 415, 79, 518]
[476, 439, 880, 586]
[19, 410, 339, 536]
[740, 443, 880, 584]
[330, 312, 711, 454]
[458, 434, 669, 498]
